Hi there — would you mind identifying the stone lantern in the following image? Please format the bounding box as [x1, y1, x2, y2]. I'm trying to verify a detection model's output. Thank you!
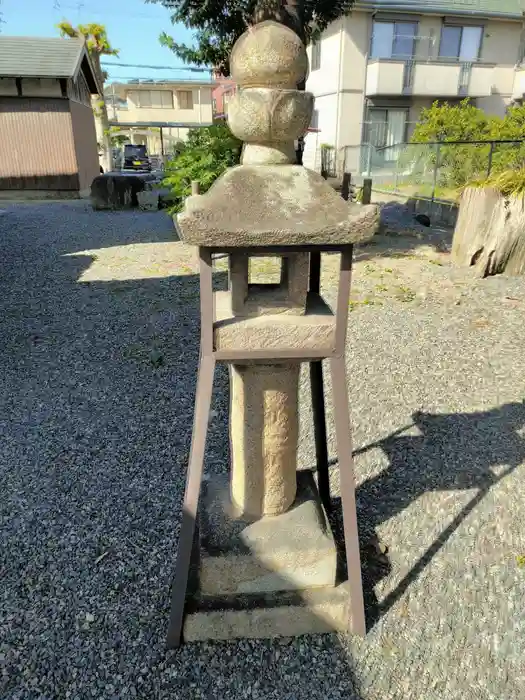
[167, 19, 379, 648]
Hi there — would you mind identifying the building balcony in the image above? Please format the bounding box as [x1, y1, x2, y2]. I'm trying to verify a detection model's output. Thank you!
[365, 59, 494, 99]
[512, 68, 525, 100]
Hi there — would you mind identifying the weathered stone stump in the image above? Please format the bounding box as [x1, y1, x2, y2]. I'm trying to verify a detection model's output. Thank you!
[90, 172, 155, 210]
[167, 19, 379, 647]
[452, 186, 525, 276]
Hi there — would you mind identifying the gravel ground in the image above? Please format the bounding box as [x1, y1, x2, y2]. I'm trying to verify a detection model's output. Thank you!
[1, 201, 524, 700]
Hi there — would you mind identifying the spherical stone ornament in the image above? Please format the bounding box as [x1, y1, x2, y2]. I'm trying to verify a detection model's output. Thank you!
[230, 20, 308, 89]
[227, 88, 313, 144]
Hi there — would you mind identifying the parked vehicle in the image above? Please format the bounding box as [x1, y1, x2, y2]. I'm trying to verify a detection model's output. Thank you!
[123, 144, 151, 171]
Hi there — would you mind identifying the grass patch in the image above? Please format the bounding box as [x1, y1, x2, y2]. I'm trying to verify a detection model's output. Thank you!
[469, 168, 525, 197]
[394, 285, 416, 302]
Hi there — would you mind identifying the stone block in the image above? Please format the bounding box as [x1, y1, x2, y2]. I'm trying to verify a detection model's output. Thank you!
[184, 582, 350, 643]
[229, 252, 309, 317]
[90, 173, 149, 211]
[176, 165, 379, 247]
[214, 290, 335, 353]
[137, 190, 159, 211]
[197, 470, 337, 596]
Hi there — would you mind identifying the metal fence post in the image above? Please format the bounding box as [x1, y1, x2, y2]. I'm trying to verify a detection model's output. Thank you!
[366, 145, 372, 176]
[487, 141, 494, 178]
[362, 178, 372, 205]
[430, 143, 440, 217]
[341, 172, 351, 201]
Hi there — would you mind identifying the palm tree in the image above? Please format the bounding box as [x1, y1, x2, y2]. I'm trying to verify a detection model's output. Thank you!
[58, 21, 118, 172]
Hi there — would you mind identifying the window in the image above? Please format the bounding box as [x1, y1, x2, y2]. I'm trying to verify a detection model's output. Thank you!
[177, 90, 194, 110]
[69, 72, 91, 105]
[370, 21, 417, 59]
[132, 90, 173, 108]
[365, 109, 407, 160]
[311, 40, 321, 71]
[310, 109, 319, 130]
[439, 25, 483, 61]
[223, 89, 233, 114]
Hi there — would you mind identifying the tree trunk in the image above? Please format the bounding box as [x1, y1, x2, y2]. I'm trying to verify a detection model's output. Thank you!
[253, 1, 306, 165]
[452, 186, 525, 276]
[286, 1, 305, 165]
[91, 53, 113, 173]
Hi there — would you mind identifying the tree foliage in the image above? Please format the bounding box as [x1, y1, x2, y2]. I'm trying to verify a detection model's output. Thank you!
[57, 21, 119, 60]
[410, 99, 494, 143]
[164, 123, 242, 210]
[409, 99, 525, 190]
[145, 0, 355, 74]
[58, 21, 119, 171]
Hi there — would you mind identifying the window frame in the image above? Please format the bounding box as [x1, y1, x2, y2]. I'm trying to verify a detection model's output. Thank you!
[439, 24, 483, 62]
[311, 40, 321, 71]
[370, 19, 418, 60]
[133, 89, 174, 109]
[177, 89, 194, 110]
[364, 107, 409, 148]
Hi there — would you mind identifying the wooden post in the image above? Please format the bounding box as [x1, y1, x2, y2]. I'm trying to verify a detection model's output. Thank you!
[191, 180, 200, 195]
[362, 178, 372, 205]
[341, 172, 351, 202]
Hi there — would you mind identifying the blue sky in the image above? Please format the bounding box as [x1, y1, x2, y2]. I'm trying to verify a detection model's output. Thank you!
[0, 0, 208, 82]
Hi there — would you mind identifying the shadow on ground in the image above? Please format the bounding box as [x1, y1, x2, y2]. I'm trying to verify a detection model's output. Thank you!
[327, 401, 525, 631]
[352, 201, 453, 263]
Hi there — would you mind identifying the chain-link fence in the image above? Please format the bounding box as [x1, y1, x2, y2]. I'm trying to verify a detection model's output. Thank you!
[343, 140, 525, 203]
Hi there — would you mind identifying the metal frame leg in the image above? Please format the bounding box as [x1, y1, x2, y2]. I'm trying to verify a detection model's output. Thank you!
[330, 355, 366, 636]
[310, 361, 331, 512]
[166, 354, 215, 649]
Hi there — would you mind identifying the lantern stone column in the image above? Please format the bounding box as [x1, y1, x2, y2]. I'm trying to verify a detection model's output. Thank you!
[230, 363, 299, 517]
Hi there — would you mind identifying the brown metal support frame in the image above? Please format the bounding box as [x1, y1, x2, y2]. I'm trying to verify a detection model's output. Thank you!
[308, 251, 330, 512]
[330, 355, 366, 635]
[167, 353, 216, 649]
[167, 243, 364, 648]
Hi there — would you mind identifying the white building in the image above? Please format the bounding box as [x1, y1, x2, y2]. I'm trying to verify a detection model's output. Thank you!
[102, 79, 214, 156]
[303, 0, 525, 174]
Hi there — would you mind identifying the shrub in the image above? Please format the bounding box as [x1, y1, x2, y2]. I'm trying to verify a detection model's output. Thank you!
[410, 100, 525, 191]
[411, 98, 493, 144]
[164, 123, 242, 211]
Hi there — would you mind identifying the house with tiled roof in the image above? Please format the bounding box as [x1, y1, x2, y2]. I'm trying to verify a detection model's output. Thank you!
[303, 0, 525, 171]
[0, 36, 102, 197]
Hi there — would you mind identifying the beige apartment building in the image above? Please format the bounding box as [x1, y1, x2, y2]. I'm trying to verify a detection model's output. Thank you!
[303, 0, 525, 173]
[103, 79, 214, 155]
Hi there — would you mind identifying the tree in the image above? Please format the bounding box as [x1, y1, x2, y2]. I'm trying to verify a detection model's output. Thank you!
[410, 100, 525, 189]
[145, 1, 355, 76]
[410, 99, 494, 144]
[58, 21, 119, 172]
[147, 1, 354, 164]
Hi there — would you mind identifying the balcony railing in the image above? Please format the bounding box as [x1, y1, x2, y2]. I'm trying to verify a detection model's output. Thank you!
[366, 58, 494, 98]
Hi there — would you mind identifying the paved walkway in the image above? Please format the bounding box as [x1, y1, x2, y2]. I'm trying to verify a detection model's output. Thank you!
[1, 201, 524, 700]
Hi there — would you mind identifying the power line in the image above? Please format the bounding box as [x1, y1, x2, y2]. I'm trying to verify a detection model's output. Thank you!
[105, 76, 214, 83]
[102, 61, 210, 73]
[53, 0, 163, 21]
